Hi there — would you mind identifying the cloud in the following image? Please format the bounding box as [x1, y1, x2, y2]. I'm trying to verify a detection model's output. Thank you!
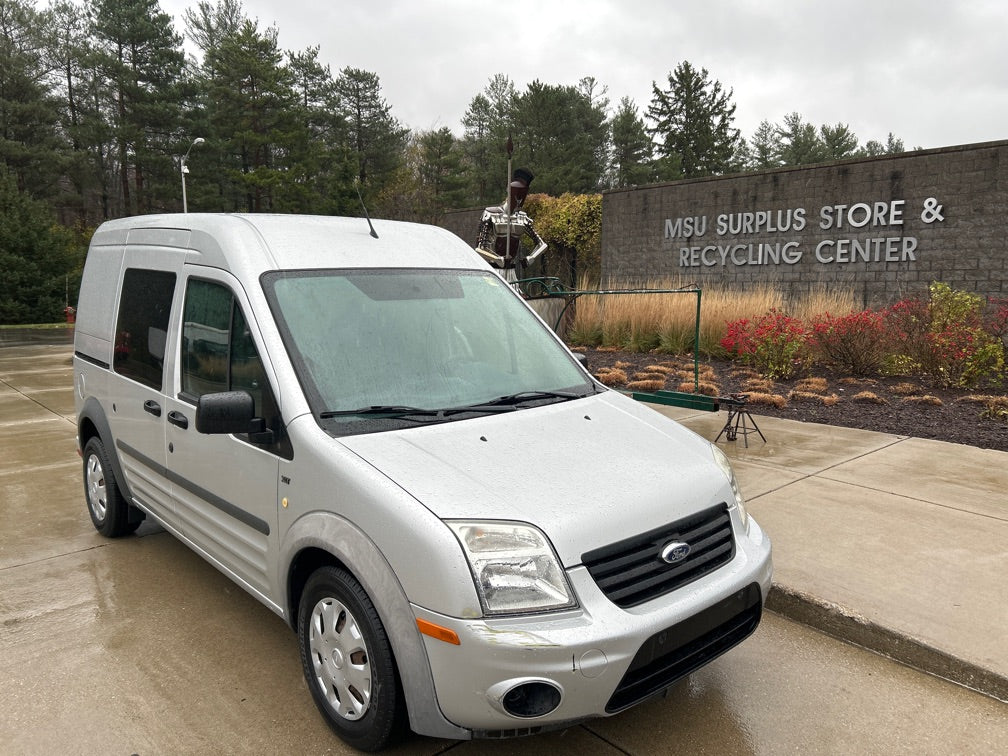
[160, 0, 1008, 149]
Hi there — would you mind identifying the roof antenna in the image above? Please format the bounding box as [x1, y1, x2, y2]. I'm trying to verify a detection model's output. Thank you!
[355, 182, 379, 239]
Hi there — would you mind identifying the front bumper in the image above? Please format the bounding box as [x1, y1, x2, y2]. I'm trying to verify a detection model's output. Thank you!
[412, 515, 772, 735]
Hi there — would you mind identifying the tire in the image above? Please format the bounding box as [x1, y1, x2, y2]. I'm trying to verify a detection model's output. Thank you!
[82, 437, 140, 537]
[298, 566, 407, 752]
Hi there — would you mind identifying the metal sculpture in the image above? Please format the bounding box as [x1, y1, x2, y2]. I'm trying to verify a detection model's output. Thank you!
[474, 143, 547, 283]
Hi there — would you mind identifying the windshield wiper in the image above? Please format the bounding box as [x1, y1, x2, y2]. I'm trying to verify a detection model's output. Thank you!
[319, 405, 442, 420]
[319, 403, 517, 421]
[470, 389, 589, 408]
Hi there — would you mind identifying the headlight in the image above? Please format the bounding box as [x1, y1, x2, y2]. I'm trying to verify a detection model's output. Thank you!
[447, 521, 576, 616]
[711, 444, 749, 530]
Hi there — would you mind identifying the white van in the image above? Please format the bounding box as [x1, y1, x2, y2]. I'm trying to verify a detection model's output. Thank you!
[73, 214, 772, 751]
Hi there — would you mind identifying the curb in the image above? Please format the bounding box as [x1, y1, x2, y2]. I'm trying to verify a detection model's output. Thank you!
[766, 584, 1008, 703]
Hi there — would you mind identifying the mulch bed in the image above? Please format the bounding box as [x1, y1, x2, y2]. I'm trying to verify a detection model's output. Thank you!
[578, 348, 1008, 452]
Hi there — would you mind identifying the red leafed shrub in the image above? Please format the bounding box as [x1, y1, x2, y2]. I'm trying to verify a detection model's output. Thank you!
[986, 297, 1008, 348]
[721, 310, 809, 380]
[883, 297, 931, 371]
[808, 310, 887, 376]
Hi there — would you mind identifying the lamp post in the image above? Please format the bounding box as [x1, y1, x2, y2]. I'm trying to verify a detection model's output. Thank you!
[180, 137, 205, 212]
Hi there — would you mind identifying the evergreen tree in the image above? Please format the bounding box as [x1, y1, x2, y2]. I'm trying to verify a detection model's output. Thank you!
[0, 166, 78, 324]
[511, 79, 609, 194]
[609, 96, 653, 187]
[376, 128, 467, 223]
[747, 119, 783, 170]
[46, 0, 96, 220]
[461, 73, 516, 205]
[90, 0, 186, 215]
[0, 0, 65, 200]
[205, 19, 299, 212]
[776, 112, 827, 165]
[862, 132, 905, 157]
[333, 66, 408, 203]
[285, 45, 355, 213]
[414, 126, 467, 217]
[182, 0, 242, 79]
[820, 122, 859, 161]
[647, 61, 740, 179]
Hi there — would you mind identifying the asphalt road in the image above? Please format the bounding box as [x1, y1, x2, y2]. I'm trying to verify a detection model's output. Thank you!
[1, 339, 1005, 755]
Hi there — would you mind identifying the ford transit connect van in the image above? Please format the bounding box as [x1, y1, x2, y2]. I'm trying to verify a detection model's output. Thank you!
[73, 214, 772, 751]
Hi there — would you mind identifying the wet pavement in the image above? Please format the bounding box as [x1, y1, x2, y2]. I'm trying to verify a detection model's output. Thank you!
[2, 339, 1006, 754]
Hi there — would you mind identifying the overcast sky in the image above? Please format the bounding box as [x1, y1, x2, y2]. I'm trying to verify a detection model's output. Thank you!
[159, 0, 1007, 151]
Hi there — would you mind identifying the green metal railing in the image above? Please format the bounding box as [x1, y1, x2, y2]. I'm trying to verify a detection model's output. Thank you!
[515, 277, 703, 393]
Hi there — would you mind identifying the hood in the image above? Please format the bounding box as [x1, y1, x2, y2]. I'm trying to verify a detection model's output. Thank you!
[339, 391, 731, 566]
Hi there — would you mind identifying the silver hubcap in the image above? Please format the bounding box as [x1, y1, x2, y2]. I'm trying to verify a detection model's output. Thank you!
[85, 453, 107, 521]
[309, 598, 371, 721]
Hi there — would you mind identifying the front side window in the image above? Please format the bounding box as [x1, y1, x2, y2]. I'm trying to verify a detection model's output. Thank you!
[263, 268, 595, 436]
[114, 268, 176, 390]
[181, 278, 283, 446]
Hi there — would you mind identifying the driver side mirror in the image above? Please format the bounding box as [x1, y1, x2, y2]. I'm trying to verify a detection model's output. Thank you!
[195, 390, 275, 444]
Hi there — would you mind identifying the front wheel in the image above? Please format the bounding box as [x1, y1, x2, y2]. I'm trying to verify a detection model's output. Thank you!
[298, 566, 407, 752]
[82, 437, 140, 537]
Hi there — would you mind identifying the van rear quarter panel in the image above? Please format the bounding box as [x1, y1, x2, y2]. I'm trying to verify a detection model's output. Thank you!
[75, 243, 125, 365]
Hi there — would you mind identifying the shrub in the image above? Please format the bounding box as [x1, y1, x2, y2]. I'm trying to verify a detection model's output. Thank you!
[881, 284, 1005, 387]
[924, 283, 1004, 388]
[808, 309, 887, 376]
[883, 297, 930, 370]
[721, 310, 809, 380]
[986, 297, 1008, 349]
[926, 325, 1004, 388]
[978, 397, 1008, 422]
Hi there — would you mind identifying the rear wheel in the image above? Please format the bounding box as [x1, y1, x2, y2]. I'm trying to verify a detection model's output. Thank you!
[298, 566, 406, 752]
[82, 437, 140, 537]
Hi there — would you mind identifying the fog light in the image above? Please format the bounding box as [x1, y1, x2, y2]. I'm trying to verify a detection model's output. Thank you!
[499, 681, 562, 718]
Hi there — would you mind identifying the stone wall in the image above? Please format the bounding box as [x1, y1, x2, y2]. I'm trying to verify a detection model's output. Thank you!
[600, 140, 1007, 307]
[440, 208, 483, 248]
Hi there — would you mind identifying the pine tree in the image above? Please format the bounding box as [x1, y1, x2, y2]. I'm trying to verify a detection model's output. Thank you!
[746, 119, 783, 170]
[776, 112, 827, 166]
[647, 61, 740, 179]
[0, 167, 78, 324]
[820, 122, 860, 161]
[90, 0, 186, 215]
[461, 73, 516, 205]
[333, 66, 408, 203]
[511, 79, 609, 194]
[205, 19, 299, 212]
[0, 0, 65, 200]
[609, 97, 653, 187]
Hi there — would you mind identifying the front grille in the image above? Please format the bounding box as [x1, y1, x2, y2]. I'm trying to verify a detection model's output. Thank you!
[606, 583, 762, 713]
[582, 504, 735, 608]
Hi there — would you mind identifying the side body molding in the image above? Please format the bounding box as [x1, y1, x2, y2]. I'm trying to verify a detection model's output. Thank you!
[279, 512, 471, 741]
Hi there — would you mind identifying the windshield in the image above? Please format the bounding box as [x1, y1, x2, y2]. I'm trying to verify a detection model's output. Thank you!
[263, 268, 595, 435]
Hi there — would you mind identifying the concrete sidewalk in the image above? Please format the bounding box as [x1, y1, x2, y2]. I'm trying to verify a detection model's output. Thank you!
[653, 403, 1008, 702]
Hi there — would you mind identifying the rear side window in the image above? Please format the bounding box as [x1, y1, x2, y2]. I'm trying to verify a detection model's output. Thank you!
[113, 268, 176, 390]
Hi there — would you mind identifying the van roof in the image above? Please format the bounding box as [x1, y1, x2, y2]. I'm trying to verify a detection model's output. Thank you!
[91, 213, 484, 275]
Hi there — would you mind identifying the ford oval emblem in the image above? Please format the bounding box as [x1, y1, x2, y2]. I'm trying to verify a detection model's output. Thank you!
[661, 541, 691, 564]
